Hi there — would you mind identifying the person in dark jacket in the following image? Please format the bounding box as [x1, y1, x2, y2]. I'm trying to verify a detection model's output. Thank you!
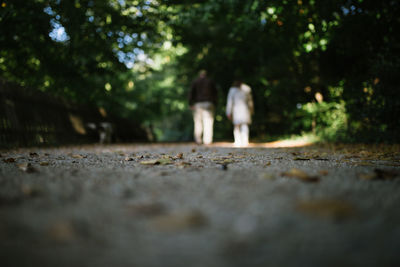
[188, 70, 217, 144]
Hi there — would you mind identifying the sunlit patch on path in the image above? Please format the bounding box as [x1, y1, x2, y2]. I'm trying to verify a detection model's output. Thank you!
[212, 139, 313, 148]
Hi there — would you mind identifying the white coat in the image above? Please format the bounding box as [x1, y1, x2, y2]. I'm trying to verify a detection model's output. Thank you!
[226, 83, 254, 125]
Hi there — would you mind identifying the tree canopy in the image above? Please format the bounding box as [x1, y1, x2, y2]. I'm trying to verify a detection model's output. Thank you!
[1, 0, 399, 142]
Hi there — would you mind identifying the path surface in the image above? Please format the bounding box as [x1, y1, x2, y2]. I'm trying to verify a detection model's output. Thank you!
[1, 142, 400, 267]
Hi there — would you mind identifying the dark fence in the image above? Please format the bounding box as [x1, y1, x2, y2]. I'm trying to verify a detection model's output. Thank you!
[0, 79, 147, 148]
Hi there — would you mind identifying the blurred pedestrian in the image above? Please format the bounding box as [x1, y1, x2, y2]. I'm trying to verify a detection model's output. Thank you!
[188, 70, 218, 145]
[226, 80, 254, 147]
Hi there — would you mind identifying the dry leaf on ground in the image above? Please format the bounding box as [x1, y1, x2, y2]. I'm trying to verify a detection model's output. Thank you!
[21, 184, 42, 197]
[175, 153, 184, 159]
[281, 168, 319, 182]
[151, 210, 208, 231]
[319, 170, 329, 176]
[259, 172, 275, 180]
[3, 158, 15, 163]
[17, 163, 37, 173]
[293, 157, 311, 161]
[140, 158, 173, 165]
[359, 168, 399, 180]
[313, 157, 329, 161]
[175, 161, 192, 168]
[69, 154, 85, 159]
[296, 199, 357, 221]
[140, 159, 160, 165]
[40, 161, 50, 166]
[47, 221, 76, 243]
[126, 202, 166, 217]
[212, 157, 234, 164]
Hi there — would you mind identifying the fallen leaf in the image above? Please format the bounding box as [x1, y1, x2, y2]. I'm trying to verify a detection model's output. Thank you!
[359, 168, 399, 180]
[212, 158, 234, 164]
[264, 162, 271, 167]
[296, 199, 357, 221]
[319, 170, 329, 176]
[3, 158, 15, 163]
[140, 159, 160, 165]
[175, 153, 184, 159]
[70, 154, 84, 159]
[313, 157, 329, 161]
[124, 157, 134, 161]
[21, 184, 42, 197]
[281, 168, 319, 182]
[259, 172, 275, 180]
[175, 161, 191, 169]
[48, 221, 76, 243]
[39, 161, 50, 166]
[159, 158, 173, 165]
[140, 158, 173, 165]
[152, 210, 208, 231]
[358, 173, 376, 180]
[293, 157, 311, 161]
[17, 163, 37, 173]
[126, 202, 166, 217]
[157, 171, 169, 176]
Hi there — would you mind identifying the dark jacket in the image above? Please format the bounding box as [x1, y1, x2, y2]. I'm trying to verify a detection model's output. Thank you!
[188, 76, 217, 106]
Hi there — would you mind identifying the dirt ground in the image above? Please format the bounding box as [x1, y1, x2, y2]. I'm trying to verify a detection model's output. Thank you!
[1, 142, 400, 267]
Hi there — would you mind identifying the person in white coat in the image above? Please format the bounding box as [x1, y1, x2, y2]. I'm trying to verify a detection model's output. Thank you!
[226, 80, 254, 147]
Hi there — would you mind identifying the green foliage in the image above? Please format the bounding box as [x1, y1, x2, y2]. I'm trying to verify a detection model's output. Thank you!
[1, 0, 399, 142]
[163, 0, 400, 142]
[0, 0, 161, 102]
[298, 100, 348, 141]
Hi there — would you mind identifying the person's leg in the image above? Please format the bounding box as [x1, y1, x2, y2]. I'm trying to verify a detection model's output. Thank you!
[240, 124, 249, 147]
[233, 124, 241, 147]
[202, 107, 214, 145]
[193, 104, 203, 144]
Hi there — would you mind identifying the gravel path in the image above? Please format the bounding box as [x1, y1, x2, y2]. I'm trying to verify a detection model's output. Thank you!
[1, 143, 400, 267]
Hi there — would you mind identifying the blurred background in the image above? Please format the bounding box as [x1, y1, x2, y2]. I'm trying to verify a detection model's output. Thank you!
[1, 0, 399, 147]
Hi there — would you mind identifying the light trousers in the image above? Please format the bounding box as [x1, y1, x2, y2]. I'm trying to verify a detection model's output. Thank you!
[193, 102, 214, 145]
[233, 124, 249, 147]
